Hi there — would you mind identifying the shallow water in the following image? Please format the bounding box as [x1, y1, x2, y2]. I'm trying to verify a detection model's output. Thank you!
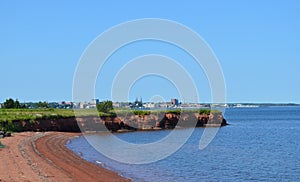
[67, 107, 300, 181]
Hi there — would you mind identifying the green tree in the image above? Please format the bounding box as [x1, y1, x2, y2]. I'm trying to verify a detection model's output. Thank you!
[3, 98, 15, 108]
[37, 101, 49, 108]
[14, 99, 20, 108]
[3, 98, 25, 109]
[97, 101, 113, 113]
[20, 103, 27, 108]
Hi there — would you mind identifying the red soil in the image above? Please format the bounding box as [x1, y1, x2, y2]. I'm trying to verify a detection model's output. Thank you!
[0, 132, 130, 182]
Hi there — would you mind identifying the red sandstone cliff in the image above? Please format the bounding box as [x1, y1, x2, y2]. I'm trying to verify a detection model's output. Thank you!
[3, 112, 227, 132]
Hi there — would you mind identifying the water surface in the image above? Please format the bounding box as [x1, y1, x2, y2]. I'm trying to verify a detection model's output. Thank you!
[67, 107, 300, 181]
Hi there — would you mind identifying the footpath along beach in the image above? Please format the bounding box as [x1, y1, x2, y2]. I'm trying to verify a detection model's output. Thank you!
[0, 132, 130, 182]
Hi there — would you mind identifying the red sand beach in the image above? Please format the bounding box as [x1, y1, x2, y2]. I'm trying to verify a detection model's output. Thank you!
[0, 132, 130, 182]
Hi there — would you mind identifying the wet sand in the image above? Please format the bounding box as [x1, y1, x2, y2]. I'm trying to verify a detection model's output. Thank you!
[0, 132, 130, 182]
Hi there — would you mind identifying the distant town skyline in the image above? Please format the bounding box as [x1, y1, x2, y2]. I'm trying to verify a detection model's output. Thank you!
[1, 1, 300, 103]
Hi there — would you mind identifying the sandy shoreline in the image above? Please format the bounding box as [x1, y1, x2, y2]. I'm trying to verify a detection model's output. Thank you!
[0, 132, 130, 182]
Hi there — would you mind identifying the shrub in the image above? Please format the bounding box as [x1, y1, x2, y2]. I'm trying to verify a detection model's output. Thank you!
[37, 101, 49, 108]
[132, 110, 151, 116]
[199, 109, 210, 115]
[198, 109, 221, 115]
[97, 101, 114, 113]
[5, 120, 20, 132]
[2, 98, 26, 109]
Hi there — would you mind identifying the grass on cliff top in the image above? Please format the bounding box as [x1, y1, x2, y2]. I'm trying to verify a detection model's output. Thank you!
[0, 108, 222, 123]
[0, 108, 82, 122]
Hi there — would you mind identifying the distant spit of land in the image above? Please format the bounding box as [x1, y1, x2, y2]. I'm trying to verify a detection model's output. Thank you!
[0, 108, 227, 133]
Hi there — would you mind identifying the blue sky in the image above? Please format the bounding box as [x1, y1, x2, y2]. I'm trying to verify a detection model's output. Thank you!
[1, 0, 299, 103]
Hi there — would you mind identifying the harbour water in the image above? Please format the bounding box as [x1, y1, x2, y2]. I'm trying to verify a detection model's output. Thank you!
[67, 107, 300, 181]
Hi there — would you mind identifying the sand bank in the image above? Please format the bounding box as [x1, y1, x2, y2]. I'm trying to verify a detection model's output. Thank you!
[0, 132, 130, 182]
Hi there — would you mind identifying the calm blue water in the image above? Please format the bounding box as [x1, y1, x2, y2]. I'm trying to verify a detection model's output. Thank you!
[67, 107, 300, 181]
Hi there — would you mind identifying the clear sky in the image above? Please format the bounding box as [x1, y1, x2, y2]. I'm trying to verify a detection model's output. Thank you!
[1, 0, 299, 103]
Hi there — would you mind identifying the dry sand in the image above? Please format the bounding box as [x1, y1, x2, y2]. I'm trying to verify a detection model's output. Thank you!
[0, 132, 130, 182]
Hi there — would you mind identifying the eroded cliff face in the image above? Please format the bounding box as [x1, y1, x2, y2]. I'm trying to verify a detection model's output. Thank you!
[5, 112, 227, 132]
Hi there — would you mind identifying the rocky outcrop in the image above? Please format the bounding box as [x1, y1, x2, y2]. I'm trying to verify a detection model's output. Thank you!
[0, 130, 11, 138]
[0, 112, 227, 133]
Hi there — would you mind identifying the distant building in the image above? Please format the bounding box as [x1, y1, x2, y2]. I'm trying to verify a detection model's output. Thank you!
[171, 98, 179, 107]
[79, 102, 87, 109]
[65, 101, 73, 105]
[91, 99, 99, 105]
[144, 102, 155, 108]
[130, 97, 143, 108]
[113, 102, 120, 108]
[58, 101, 66, 105]
[158, 103, 169, 108]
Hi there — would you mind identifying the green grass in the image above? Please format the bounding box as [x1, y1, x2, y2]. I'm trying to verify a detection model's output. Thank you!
[0, 108, 98, 131]
[198, 109, 221, 115]
[0, 108, 73, 122]
[0, 108, 105, 123]
[0, 108, 221, 123]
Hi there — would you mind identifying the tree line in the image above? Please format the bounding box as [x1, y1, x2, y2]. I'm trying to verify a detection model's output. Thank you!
[1, 98, 49, 109]
[2, 98, 26, 109]
[1, 98, 114, 112]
